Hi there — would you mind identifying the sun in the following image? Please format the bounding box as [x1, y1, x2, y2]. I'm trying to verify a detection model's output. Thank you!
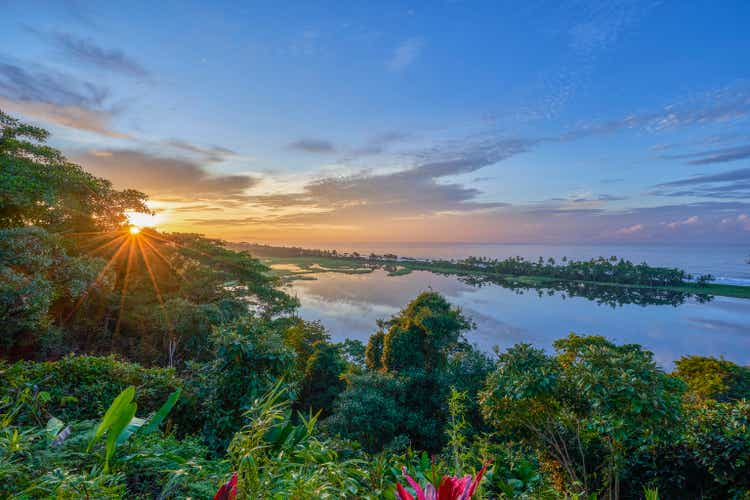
[125, 211, 163, 229]
[129, 226, 141, 235]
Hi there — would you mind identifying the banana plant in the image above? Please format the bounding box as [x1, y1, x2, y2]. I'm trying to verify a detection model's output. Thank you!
[84, 386, 182, 472]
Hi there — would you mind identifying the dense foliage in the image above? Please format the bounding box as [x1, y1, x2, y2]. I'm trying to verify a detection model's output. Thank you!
[2, 111, 749, 498]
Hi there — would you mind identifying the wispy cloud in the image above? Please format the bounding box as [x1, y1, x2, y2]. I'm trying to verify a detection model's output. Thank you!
[288, 138, 336, 153]
[346, 131, 413, 158]
[0, 56, 108, 108]
[613, 223, 644, 236]
[31, 30, 149, 78]
[651, 167, 750, 200]
[387, 37, 424, 72]
[666, 215, 699, 229]
[660, 144, 750, 165]
[0, 56, 129, 137]
[165, 139, 237, 163]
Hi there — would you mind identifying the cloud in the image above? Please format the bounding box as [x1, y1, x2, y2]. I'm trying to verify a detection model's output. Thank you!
[613, 224, 644, 236]
[346, 131, 413, 158]
[657, 168, 750, 188]
[241, 137, 536, 226]
[0, 97, 129, 139]
[0, 56, 128, 137]
[387, 37, 424, 71]
[660, 144, 750, 165]
[0, 57, 108, 108]
[720, 213, 750, 231]
[33, 30, 149, 78]
[688, 318, 750, 336]
[287, 138, 335, 153]
[73, 149, 259, 201]
[559, 82, 750, 141]
[652, 168, 750, 200]
[170, 204, 225, 213]
[651, 168, 750, 199]
[666, 215, 699, 229]
[567, 0, 655, 55]
[165, 139, 237, 163]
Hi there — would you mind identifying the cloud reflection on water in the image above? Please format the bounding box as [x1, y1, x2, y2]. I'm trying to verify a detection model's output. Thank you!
[287, 269, 750, 368]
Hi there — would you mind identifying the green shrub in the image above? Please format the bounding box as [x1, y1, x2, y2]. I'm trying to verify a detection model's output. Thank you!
[674, 356, 750, 403]
[182, 318, 297, 452]
[0, 355, 182, 425]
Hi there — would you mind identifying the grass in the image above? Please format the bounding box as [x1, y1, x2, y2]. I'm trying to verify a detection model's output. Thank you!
[262, 256, 375, 281]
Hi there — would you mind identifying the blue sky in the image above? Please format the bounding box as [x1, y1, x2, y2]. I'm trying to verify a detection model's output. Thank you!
[2, 0, 750, 244]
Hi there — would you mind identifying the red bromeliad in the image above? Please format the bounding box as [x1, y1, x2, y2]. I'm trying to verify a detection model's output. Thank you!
[396, 461, 492, 500]
[213, 472, 238, 500]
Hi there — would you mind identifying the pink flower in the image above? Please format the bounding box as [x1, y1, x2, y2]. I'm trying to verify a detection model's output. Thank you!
[396, 461, 492, 500]
[213, 472, 237, 500]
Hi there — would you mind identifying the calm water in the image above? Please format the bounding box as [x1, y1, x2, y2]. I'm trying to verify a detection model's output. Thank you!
[283, 267, 750, 369]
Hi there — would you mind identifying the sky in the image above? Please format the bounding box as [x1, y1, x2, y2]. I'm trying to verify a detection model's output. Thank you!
[2, 0, 750, 245]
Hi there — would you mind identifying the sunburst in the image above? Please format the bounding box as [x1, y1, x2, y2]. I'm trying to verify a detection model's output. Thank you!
[65, 224, 184, 364]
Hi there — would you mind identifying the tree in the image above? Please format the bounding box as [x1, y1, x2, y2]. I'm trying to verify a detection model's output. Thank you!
[480, 335, 685, 497]
[375, 292, 472, 373]
[0, 226, 111, 356]
[0, 110, 148, 232]
[674, 356, 750, 403]
[365, 330, 385, 370]
[283, 320, 330, 375]
[296, 341, 346, 416]
[332, 293, 474, 452]
[185, 318, 296, 452]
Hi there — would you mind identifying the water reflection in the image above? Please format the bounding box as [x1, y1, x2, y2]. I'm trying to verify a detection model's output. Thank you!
[285, 269, 750, 368]
[459, 274, 712, 307]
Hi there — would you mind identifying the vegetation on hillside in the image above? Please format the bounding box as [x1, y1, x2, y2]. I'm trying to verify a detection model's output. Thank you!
[2, 111, 750, 498]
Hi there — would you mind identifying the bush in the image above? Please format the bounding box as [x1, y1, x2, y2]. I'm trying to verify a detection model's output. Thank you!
[182, 318, 297, 452]
[674, 355, 750, 403]
[0, 355, 182, 425]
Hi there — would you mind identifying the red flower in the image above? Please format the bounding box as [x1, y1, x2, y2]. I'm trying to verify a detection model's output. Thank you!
[395, 461, 491, 500]
[213, 472, 238, 500]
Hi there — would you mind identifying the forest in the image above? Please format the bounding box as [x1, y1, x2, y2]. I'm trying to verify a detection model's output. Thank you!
[2, 110, 750, 499]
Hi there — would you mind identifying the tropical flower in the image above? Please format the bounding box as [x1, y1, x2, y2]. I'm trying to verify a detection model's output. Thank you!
[396, 461, 492, 500]
[213, 472, 238, 500]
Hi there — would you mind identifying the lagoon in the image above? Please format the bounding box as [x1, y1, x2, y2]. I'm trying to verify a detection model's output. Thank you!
[283, 267, 750, 368]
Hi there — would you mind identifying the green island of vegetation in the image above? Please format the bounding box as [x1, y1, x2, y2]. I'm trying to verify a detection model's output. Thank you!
[2, 110, 750, 499]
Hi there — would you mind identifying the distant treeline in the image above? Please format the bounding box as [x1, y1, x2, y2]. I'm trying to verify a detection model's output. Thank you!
[452, 255, 707, 287]
[231, 242, 399, 260]
[233, 242, 710, 288]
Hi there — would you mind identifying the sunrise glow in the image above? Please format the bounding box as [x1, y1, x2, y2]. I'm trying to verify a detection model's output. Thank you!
[126, 211, 162, 229]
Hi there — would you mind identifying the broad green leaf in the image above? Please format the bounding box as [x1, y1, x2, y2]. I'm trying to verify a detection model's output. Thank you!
[104, 400, 137, 472]
[139, 388, 182, 435]
[87, 385, 135, 452]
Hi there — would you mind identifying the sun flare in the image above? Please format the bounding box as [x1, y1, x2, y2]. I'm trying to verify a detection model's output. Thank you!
[125, 211, 162, 229]
[129, 226, 141, 235]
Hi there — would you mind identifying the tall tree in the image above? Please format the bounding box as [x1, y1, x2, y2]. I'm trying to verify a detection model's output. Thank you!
[0, 110, 148, 232]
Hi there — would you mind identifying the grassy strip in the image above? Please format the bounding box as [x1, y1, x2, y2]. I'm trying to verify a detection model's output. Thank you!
[262, 256, 375, 281]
